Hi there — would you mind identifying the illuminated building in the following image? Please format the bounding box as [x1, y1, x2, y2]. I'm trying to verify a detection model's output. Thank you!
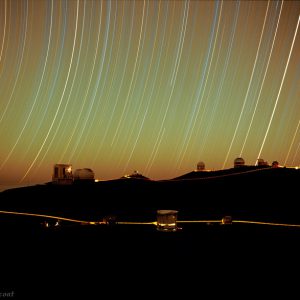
[156, 210, 178, 232]
[52, 164, 73, 185]
[221, 216, 232, 225]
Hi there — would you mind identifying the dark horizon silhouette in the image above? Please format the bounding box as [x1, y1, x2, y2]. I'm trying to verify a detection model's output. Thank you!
[1, 162, 299, 297]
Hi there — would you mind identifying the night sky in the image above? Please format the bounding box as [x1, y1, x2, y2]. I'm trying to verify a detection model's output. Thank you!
[0, 0, 299, 188]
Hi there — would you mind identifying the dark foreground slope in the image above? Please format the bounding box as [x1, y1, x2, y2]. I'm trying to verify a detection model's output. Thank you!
[0, 166, 299, 222]
[1, 167, 300, 297]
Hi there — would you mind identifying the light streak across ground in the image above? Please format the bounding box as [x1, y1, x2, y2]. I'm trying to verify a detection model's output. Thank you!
[1, 210, 300, 229]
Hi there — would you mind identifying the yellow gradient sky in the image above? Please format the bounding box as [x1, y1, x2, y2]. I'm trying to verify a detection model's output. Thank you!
[0, 0, 299, 187]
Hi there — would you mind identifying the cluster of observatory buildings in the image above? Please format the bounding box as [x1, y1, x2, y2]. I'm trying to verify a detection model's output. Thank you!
[52, 164, 95, 185]
[52, 157, 280, 185]
[196, 157, 279, 171]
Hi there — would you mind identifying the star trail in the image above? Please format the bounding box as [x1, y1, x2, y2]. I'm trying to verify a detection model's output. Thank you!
[0, 0, 299, 188]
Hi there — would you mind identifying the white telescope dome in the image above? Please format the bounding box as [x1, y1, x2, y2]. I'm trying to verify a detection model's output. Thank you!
[234, 157, 245, 168]
[73, 168, 95, 181]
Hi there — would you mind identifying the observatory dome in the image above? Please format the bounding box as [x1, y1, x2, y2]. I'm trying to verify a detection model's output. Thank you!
[197, 161, 205, 171]
[73, 168, 95, 181]
[234, 157, 245, 168]
[257, 158, 265, 165]
[257, 158, 268, 166]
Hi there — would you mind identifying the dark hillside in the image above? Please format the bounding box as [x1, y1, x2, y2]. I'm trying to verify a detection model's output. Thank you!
[1, 167, 300, 297]
[0, 167, 299, 222]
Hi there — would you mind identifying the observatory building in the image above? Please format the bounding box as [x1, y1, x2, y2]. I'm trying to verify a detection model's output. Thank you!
[73, 168, 95, 183]
[234, 157, 245, 168]
[257, 158, 269, 167]
[196, 161, 205, 171]
[156, 210, 178, 232]
[122, 170, 150, 180]
[52, 164, 73, 185]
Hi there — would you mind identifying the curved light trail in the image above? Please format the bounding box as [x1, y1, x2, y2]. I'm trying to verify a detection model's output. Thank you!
[169, 0, 190, 87]
[71, 1, 112, 163]
[222, 1, 270, 169]
[145, 0, 190, 173]
[291, 140, 300, 166]
[20, 0, 80, 183]
[145, 127, 166, 175]
[0, 0, 28, 124]
[91, 1, 126, 166]
[67, 1, 103, 162]
[0, 0, 11, 83]
[1, 209, 300, 229]
[198, 1, 241, 164]
[75, 1, 117, 161]
[110, 0, 147, 147]
[37, 0, 88, 170]
[0, 0, 7, 69]
[100, 2, 135, 151]
[0, 1, 299, 188]
[22, 1, 68, 162]
[0, 0, 54, 171]
[121, 1, 161, 172]
[239, 0, 284, 157]
[176, 0, 224, 170]
[284, 119, 300, 166]
[0, 209, 94, 225]
[55, 1, 97, 163]
[256, 14, 300, 163]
